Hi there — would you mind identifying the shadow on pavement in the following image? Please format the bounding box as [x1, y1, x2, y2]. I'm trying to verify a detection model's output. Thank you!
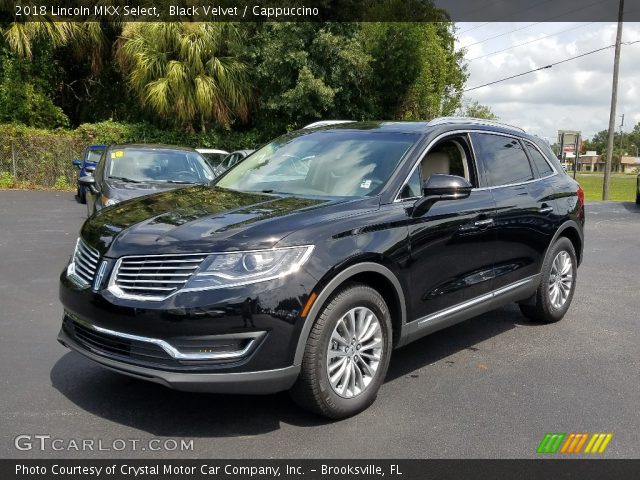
[386, 304, 534, 381]
[51, 304, 534, 436]
[621, 201, 640, 213]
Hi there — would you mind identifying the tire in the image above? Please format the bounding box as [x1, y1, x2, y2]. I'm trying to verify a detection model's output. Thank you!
[635, 192, 640, 205]
[290, 283, 393, 419]
[78, 186, 86, 204]
[519, 237, 577, 323]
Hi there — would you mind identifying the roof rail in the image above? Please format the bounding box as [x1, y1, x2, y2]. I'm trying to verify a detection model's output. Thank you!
[303, 120, 355, 129]
[427, 117, 526, 133]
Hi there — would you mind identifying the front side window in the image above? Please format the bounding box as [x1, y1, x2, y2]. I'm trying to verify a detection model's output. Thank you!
[472, 133, 533, 187]
[216, 130, 420, 197]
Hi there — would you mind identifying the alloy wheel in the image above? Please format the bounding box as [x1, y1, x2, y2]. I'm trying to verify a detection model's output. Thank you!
[326, 306, 383, 399]
[548, 251, 573, 309]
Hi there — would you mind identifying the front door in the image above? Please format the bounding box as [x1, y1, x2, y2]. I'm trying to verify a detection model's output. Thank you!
[407, 189, 497, 322]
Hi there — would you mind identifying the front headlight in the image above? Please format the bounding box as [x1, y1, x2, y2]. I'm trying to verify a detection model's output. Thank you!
[66, 238, 81, 277]
[183, 245, 314, 290]
[103, 197, 119, 207]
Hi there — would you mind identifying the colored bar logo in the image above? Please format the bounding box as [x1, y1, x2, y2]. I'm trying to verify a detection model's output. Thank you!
[537, 433, 613, 454]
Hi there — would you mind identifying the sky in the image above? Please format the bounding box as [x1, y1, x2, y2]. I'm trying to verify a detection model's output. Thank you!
[455, 21, 640, 145]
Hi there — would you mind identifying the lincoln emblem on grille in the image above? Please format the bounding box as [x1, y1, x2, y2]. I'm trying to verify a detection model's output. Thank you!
[92, 260, 108, 292]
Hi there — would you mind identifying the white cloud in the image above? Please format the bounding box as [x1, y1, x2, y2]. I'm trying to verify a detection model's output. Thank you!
[456, 22, 640, 143]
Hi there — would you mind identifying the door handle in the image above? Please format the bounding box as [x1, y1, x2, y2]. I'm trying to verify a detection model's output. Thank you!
[474, 218, 494, 227]
[538, 204, 554, 214]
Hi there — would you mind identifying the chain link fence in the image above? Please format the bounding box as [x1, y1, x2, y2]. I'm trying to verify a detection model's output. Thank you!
[0, 132, 86, 188]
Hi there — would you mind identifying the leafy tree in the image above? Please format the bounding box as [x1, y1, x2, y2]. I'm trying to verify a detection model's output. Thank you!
[0, 44, 69, 127]
[460, 100, 497, 120]
[582, 130, 608, 154]
[582, 127, 640, 161]
[247, 23, 374, 136]
[361, 22, 466, 120]
[117, 22, 253, 132]
[249, 21, 466, 135]
[0, 17, 127, 127]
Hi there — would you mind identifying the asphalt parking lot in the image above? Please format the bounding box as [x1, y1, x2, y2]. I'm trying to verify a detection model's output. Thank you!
[0, 190, 639, 459]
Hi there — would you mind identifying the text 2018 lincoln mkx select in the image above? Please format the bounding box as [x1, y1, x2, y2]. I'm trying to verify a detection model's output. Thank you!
[58, 119, 585, 418]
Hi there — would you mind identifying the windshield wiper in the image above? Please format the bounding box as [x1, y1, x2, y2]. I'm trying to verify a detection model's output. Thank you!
[109, 176, 142, 183]
[161, 180, 194, 184]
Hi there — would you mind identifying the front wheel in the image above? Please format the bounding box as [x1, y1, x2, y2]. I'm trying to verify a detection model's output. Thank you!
[290, 284, 392, 419]
[519, 237, 577, 323]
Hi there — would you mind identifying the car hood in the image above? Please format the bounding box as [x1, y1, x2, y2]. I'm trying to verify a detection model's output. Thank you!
[81, 186, 377, 257]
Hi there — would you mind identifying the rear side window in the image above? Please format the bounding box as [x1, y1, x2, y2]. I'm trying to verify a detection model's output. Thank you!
[526, 142, 554, 177]
[472, 133, 533, 187]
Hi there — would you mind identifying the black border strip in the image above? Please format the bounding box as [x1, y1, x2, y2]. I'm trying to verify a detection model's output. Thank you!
[1, 0, 636, 22]
[4, 459, 640, 480]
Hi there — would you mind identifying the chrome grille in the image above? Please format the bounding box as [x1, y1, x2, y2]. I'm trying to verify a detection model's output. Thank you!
[112, 253, 207, 299]
[69, 239, 100, 287]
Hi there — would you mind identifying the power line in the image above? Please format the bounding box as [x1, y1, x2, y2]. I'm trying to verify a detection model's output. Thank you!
[461, 22, 543, 49]
[457, 22, 491, 35]
[463, 40, 640, 93]
[467, 22, 596, 61]
[457, 0, 557, 35]
[459, 0, 610, 49]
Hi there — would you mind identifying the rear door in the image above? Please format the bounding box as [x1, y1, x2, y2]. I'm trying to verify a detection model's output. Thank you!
[471, 132, 549, 290]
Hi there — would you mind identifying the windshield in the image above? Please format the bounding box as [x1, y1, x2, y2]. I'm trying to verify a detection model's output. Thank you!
[86, 148, 104, 163]
[215, 130, 419, 197]
[108, 148, 215, 183]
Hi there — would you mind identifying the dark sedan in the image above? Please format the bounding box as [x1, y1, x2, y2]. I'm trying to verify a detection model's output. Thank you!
[79, 144, 215, 216]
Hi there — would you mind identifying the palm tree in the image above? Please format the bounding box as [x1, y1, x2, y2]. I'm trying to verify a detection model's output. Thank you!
[2, 21, 78, 58]
[3, 20, 109, 72]
[117, 22, 252, 132]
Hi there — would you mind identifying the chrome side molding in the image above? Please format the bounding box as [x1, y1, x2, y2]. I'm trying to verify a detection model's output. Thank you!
[396, 275, 540, 348]
[417, 276, 536, 326]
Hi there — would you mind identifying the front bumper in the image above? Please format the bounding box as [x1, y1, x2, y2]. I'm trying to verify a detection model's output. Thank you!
[58, 326, 300, 394]
[58, 265, 318, 393]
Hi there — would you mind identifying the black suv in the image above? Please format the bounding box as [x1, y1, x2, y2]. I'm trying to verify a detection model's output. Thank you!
[58, 119, 585, 419]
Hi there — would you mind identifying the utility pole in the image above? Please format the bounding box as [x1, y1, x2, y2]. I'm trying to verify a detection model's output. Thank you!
[603, 0, 624, 200]
[618, 114, 624, 173]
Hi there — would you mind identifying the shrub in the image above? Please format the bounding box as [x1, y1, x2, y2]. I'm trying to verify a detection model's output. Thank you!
[0, 171, 15, 188]
[0, 121, 273, 188]
[53, 175, 71, 190]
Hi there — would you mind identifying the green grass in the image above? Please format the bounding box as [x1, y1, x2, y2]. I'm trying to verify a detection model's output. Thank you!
[575, 174, 638, 201]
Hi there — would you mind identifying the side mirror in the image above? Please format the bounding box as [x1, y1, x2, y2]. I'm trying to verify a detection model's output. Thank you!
[412, 174, 472, 216]
[85, 166, 96, 174]
[72, 160, 82, 168]
[78, 175, 98, 194]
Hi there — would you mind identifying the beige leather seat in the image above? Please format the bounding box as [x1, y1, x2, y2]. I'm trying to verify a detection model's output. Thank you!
[421, 152, 450, 182]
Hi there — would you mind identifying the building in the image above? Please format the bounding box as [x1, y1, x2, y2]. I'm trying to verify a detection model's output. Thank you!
[577, 151, 602, 172]
[620, 155, 640, 174]
[562, 151, 635, 173]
